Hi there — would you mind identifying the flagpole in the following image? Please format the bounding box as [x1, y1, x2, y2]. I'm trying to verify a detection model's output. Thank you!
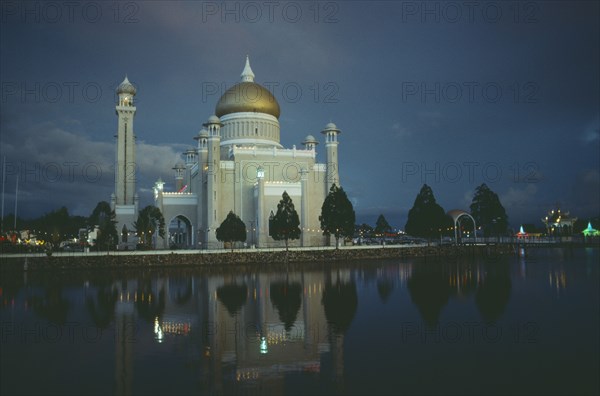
[1, 156, 5, 232]
[14, 174, 18, 230]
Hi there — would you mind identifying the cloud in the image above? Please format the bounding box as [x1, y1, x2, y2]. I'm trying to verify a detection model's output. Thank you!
[461, 189, 474, 208]
[1, 120, 181, 217]
[581, 129, 600, 143]
[581, 122, 599, 143]
[570, 169, 600, 216]
[500, 184, 538, 209]
[391, 122, 412, 138]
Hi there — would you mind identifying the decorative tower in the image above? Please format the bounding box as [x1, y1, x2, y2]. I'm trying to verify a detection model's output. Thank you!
[321, 122, 341, 192]
[302, 134, 319, 151]
[194, 128, 209, 246]
[113, 76, 138, 234]
[203, 115, 222, 248]
[256, 166, 266, 247]
[173, 162, 186, 192]
[183, 149, 197, 192]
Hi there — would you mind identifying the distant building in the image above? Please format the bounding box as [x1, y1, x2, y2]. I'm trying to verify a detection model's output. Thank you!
[582, 222, 599, 237]
[542, 207, 577, 235]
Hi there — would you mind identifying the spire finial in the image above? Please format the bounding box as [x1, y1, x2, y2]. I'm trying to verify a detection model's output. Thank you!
[241, 55, 255, 82]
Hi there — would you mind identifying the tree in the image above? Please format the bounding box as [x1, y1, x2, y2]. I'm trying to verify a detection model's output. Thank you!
[89, 201, 118, 250]
[216, 211, 246, 251]
[133, 205, 165, 247]
[375, 214, 392, 235]
[319, 184, 356, 248]
[405, 184, 451, 240]
[270, 191, 301, 250]
[469, 183, 508, 237]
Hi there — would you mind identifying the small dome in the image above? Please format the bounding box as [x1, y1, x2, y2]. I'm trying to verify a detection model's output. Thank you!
[193, 128, 209, 142]
[207, 115, 221, 124]
[173, 162, 186, 170]
[116, 76, 136, 95]
[321, 122, 341, 135]
[303, 134, 318, 144]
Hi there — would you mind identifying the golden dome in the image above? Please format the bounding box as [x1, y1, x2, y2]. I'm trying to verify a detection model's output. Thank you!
[215, 82, 280, 118]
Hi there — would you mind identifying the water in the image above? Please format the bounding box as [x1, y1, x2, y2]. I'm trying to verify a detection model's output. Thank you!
[1, 248, 598, 395]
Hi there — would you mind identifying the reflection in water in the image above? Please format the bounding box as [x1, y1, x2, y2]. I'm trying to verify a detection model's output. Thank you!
[322, 278, 358, 335]
[376, 280, 394, 304]
[407, 258, 512, 325]
[169, 276, 193, 306]
[85, 285, 118, 329]
[269, 281, 302, 331]
[1, 250, 597, 396]
[29, 281, 70, 325]
[407, 263, 453, 326]
[134, 277, 165, 324]
[549, 268, 567, 296]
[216, 283, 248, 316]
[475, 261, 512, 323]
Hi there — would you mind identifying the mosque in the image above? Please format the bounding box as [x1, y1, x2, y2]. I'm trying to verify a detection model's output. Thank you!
[111, 57, 343, 249]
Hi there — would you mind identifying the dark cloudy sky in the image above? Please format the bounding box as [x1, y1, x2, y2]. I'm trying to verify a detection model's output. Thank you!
[1, 1, 598, 229]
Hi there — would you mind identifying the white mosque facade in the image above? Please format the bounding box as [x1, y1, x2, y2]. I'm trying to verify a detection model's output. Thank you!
[112, 58, 343, 249]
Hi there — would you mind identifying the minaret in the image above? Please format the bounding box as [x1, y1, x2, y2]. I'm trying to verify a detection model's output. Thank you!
[184, 148, 197, 191]
[203, 115, 222, 248]
[256, 166, 266, 247]
[114, 76, 137, 206]
[300, 168, 309, 247]
[194, 128, 209, 247]
[113, 76, 138, 234]
[321, 122, 341, 192]
[173, 162, 186, 192]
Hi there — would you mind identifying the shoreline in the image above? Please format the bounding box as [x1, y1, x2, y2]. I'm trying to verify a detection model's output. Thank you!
[1, 244, 523, 272]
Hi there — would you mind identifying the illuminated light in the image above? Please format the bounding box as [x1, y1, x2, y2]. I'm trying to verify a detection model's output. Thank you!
[154, 317, 164, 343]
[260, 336, 268, 354]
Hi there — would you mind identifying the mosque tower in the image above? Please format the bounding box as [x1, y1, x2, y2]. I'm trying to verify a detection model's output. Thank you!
[203, 115, 222, 248]
[112, 76, 139, 235]
[321, 122, 341, 192]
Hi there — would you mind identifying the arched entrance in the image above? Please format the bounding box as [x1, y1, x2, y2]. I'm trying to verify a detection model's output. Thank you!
[447, 209, 477, 244]
[168, 215, 193, 249]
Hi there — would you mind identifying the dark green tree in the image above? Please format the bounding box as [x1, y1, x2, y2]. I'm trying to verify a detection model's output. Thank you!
[88, 201, 118, 250]
[133, 205, 165, 247]
[319, 184, 356, 248]
[375, 214, 393, 235]
[405, 184, 451, 240]
[469, 183, 508, 237]
[216, 211, 247, 251]
[270, 191, 301, 250]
